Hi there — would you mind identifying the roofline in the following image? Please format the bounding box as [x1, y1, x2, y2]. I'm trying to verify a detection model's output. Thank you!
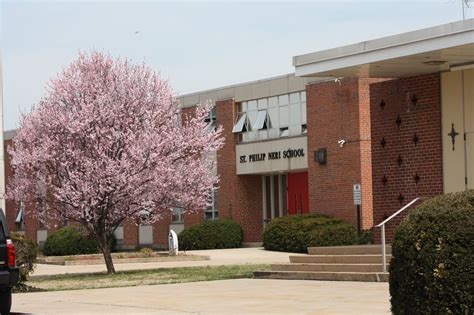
[4, 129, 17, 141]
[293, 18, 474, 68]
[177, 73, 297, 100]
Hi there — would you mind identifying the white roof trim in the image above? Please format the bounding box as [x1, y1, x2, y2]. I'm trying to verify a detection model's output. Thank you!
[294, 19, 474, 77]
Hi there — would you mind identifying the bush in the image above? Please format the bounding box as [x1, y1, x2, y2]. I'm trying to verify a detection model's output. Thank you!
[139, 247, 153, 257]
[263, 213, 358, 253]
[43, 226, 99, 256]
[11, 233, 37, 283]
[357, 229, 374, 245]
[389, 190, 474, 314]
[178, 219, 243, 250]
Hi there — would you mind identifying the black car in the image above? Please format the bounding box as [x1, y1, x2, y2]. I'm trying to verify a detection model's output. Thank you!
[0, 209, 19, 315]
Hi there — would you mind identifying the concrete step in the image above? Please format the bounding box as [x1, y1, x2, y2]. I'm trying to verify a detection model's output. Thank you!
[290, 254, 391, 264]
[307, 245, 392, 256]
[254, 270, 389, 282]
[272, 263, 387, 273]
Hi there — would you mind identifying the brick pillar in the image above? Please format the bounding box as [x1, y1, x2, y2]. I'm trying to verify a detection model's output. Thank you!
[216, 99, 263, 243]
[306, 78, 374, 229]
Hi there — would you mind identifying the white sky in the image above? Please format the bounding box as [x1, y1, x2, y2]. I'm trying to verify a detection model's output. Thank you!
[1, 0, 473, 130]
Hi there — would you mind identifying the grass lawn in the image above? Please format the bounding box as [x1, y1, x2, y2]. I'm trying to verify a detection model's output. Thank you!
[25, 264, 270, 292]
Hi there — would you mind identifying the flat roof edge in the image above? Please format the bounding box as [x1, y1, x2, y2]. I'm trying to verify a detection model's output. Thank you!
[294, 18, 474, 67]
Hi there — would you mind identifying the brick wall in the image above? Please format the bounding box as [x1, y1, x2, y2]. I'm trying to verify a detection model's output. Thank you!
[306, 78, 374, 229]
[370, 74, 443, 243]
[216, 99, 263, 243]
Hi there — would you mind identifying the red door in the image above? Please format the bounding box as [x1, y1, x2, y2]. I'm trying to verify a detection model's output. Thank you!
[287, 172, 309, 215]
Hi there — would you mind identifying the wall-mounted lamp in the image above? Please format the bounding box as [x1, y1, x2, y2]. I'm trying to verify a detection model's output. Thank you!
[337, 139, 346, 148]
[314, 148, 327, 165]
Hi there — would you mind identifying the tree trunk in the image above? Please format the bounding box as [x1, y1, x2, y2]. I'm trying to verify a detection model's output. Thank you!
[102, 246, 116, 274]
[97, 235, 116, 274]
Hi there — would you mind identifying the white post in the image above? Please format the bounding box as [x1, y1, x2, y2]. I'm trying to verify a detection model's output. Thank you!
[0, 50, 5, 214]
[270, 175, 275, 219]
[262, 176, 267, 227]
[278, 174, 283, 217]
[381, 224, 387, 272]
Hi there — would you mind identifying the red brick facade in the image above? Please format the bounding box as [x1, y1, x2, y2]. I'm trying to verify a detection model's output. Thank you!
[370, 74, 444, 242]
[3, 73, 446, 247]
[215, 99, 263, 243]
[306, 78, 375, 229]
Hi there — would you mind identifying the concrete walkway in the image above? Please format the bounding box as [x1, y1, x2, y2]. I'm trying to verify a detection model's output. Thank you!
[13, 279, 390, 314]
[32, 248, 306, 276]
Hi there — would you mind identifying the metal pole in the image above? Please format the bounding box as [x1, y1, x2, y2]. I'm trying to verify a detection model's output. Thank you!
[356, 205, 361, 234]
[381, 224, 387, 272]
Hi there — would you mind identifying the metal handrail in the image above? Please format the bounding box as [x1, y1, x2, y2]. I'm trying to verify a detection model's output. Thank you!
[375, 197, 421, 272]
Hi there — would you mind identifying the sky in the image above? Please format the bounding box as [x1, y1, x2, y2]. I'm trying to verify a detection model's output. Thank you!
[1, 0, 473, 130]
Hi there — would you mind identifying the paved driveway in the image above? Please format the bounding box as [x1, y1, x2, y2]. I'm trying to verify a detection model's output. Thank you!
[33, 248, 305, 276]
[12, 279, 390, 314]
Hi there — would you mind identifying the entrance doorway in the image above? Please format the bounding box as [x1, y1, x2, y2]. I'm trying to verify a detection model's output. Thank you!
[261, 171, 309, 226]
[287, 172, 309, 215]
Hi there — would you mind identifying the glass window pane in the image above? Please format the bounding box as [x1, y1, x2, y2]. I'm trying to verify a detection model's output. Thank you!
[279, 106, 289, 127]
[290, 124, 302, 136]
[247, 110, 257, 129]
[254, 110, 268, 130]
[268, 128, 279, 139]
[301, 91, 306, 102]
[248, 131, 258, 141]
[290, 92, 300, 104]
[268, 107, 279, 129]
[302, 102, 307, 124]
[278, 95, 289, 106]
[290, 103, 301, 126]
[232, 113, 247, 133]
[259, 130, 268, 140]
[248, 100, 257, 111]
[258, 98, 268, 110]
[269, 97, 278, 107]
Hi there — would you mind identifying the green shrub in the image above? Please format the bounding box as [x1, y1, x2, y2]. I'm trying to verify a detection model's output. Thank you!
[11, 233, 37, 283]
[43, 226, 99, 256]
[389, 190, 474, 314]
[357, 229, 374, 245]
[263, 213, 358, 253]
[179, 219, 243, 250]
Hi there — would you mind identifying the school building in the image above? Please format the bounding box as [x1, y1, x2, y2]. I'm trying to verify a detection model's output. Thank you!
[3, 19, 473, 249]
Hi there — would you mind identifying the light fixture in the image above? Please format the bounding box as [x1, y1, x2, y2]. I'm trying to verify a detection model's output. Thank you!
[450, 62, 474, 72]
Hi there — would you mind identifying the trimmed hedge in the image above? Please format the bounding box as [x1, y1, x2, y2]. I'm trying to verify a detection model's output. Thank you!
[178, 219, 243, 250]
[263, 213, 358, 253]
[43, 226, 99, 256]
[389, 190, 474, 314]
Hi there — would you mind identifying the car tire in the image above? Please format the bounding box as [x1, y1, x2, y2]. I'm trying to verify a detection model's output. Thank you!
[0, 289, 12, 315]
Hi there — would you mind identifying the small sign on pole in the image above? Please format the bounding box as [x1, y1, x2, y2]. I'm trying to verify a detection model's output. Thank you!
[353, 184, 362, 206]
[353, 184, 362, 234]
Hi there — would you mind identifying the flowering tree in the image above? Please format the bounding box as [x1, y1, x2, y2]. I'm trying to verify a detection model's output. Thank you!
[7, 52, 224, 273]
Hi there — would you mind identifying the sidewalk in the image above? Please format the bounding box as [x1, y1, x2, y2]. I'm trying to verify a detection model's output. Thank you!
[14, 279, 390, 314]
[32, 247, 305, 276]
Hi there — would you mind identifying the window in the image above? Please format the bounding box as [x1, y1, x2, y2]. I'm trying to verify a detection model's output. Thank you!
[15, 201, 25, 231]
[253, 110, 272, 130]
[233, 91, 306, 142]
[205, 106, 217, 132]
[139, 209, 153, 225]
[171, 207, 184, 223]
[205, 190, 218, 220]
[280, 127, 289, 137]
